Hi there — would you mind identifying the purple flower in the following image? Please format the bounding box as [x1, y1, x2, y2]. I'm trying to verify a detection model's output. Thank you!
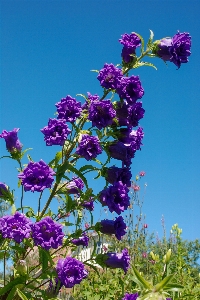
[41, 118, 71, 146]
[108, 141, 128, 161]
[31, 217, 64, 250]
[82, 199, 94, 211]
[116, 101, 145, 127]
[105, 166, 132, 187]
[56, 256, 88, 288]
[157, 31, 191, 68]
[99, 181, 130, 215]
[122, 293, 139, 300]
[76, 134, 102, 161]
[97, 63, 123, 90]
[66, 177, 84, 194]
[45, 279, 63, 298]
[119, 33, 141, 63]
[18, 160, 55, 192]
[97, 216, 126, 240]
[71, 233, 89, 247]
[56, 95, 82, 123]
[116, 76, 144, 105]
[0, 183, 8, 198]
[88, 99, 116, 130]
[0, 128, 22, 154]
[0, 212, 32, 243]
[96, 248, 130, 274]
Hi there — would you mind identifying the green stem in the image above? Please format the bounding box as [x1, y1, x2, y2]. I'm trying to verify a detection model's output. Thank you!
[3, 251, 6, 286]
[37, 191, 43, 216]
[39, 183, 58, 219]
[18, 160, 24, 213]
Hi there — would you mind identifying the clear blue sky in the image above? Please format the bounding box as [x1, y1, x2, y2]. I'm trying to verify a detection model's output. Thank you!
[1, 0, 200, 241]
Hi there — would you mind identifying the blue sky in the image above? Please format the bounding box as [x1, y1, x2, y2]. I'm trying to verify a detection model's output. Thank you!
[1, 0, 200, 241]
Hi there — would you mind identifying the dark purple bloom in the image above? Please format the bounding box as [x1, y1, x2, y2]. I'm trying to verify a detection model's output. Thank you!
[66, 177, 84, 194]
[82, 199, 94, 211]
[76, 134, 102, 161]
[99, 181, 130, 215]
[97, 216, 126, 240]
[119, 33, 141, 49]
[56, 95, 82, 123]
[18, 160, 55, 192]
[116, 101, 145, 127]
[0, 212, 32, 243]
[122, 293, 139, 300]
[0, 182, 8, 198]
[108, 141, 128, 161]
[0, 128, 22, 154]
[88, 99, 116, 130]
[97, 63, 123, 90]
[116, 76, 144, 105]
[41, 118, 71, 146]
[56, 256, 88, 288]
[105, 166, 132, 187]
[71, 233, 89, 247]
[119, 33, 141, 63]
[96, 248, 130, 274]
[45, 279, 63, 298]
[157, 31, 191, 68]
[31, 217, 64, 250]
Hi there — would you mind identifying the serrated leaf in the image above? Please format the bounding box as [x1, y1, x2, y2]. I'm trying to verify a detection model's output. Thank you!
[132, 265, 152, 290]
[16, 288, 28, 300]
[154, 273, 175, 292]
[133, 32, 144, 53]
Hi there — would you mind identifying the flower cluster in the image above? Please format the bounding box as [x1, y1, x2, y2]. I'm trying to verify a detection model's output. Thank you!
[56, 256, 88, 288]
[18, 160, 55, 192]
[104, 166, 132, 187]
[31, 216, 64, 250]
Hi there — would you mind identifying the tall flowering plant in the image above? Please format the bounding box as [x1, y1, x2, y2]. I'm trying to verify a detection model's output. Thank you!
[0, 30, 191, 299]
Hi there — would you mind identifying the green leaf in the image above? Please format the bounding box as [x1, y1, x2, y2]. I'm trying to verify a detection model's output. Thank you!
[163, 283, 184, 291]
[154, 273, 175, 292]
[147, 29, 154, 48]
[79, 165, 99, 173]
[49, 151, 62, 168]
[0, 276, 26, 296]
[134, 61, 157, 70]
[132, 265, 152, 290]
[64, 162, 88, 188]
[16, 288, 28, 300]
[134, 32, 144, 53]
[6, 286, 17, 300]
[27, 154, 33, 162]
[90, 69, 99, 73]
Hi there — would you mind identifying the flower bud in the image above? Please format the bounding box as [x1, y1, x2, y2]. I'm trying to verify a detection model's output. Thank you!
[16, 260, 27, 275]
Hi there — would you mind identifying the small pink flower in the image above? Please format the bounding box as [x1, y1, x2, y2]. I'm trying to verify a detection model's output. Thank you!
[150, 260, 156, 265]
[85, 223, 90, 229]
[139, 171, 145, 176]
[132, 184, 140, 192]
[103, 245, 108, 252]
[143, 223, 148, 228]
[142, 252, 147, 258]
[65, 212, 70, 217]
